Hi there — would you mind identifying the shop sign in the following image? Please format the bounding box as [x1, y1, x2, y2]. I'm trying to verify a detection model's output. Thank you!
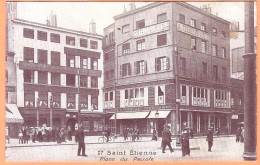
[133, 21, 169, 38]
[177, 22, 209, 40]
[6, 86, 15, 92]
[232, 114, 238, 119]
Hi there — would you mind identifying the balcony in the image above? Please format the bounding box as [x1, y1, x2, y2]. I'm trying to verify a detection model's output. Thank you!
[19, 61, 102, 77]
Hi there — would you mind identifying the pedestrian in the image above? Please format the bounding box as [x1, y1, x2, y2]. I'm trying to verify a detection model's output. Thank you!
[6, 126, 10, 144]
[152, 128, 157, 141]
[37, 129, 43, 142]
[215, 128, 220, 137]
[206, 127, 214, 152]
[236, 127, 241, 143]
[135, 128, 140, 140]
[123, 127, 128, 140]
[132, 128, 136, 142]
[162, 125, 174, 153]
[67, 126, 72, 141]
[240, 127, 244, 143]
[189, 128, 194, 139]
[181, 129, 190, 157]
[18, 130, 23, 144]
[104, 126, 111, 142]
[31, 127, 36, 143]
[21, 126, 26, 144]
[75, 126, 87, 156]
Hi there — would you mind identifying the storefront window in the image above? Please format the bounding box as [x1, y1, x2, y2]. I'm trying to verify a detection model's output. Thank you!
[82, 121, 90, 132]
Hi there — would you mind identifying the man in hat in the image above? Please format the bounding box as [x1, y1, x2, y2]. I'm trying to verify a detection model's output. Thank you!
[162, 125, 174, 153]
[181, 129, 190, 156]
[206, 127, 214, 152]
[76, 126, 87, 156]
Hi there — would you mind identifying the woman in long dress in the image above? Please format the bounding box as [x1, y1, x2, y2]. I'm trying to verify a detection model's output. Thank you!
[181, 129, 190, 157]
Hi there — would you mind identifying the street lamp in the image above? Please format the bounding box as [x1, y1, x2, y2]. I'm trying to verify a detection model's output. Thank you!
[36, 97, 40, 127]
[155, 110, 159, 137]
[77, 69, 81, 126]
[49, 96, 53, 128]
[174, 43, 181, 147]
[114, 82, 117, 138]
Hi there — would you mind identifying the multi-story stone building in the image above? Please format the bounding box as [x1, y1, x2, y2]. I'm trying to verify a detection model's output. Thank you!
[103, 2, 234, 136]
[8, 6, 104, 135]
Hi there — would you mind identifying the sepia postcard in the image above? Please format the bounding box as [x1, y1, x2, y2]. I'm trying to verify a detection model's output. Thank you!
[2, 0, 258, 163]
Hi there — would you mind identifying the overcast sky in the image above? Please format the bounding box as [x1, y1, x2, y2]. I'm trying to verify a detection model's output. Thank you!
[16, 1, 256, 35]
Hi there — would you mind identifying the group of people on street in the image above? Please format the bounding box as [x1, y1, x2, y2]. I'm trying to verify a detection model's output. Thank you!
[18, 125, 73, 144]
[236, 127, 244, 143]
[122, 127, 140, 141]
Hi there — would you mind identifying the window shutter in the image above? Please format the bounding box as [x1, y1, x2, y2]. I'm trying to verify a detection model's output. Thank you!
[144, 60, 147, 73]
[155, 58, 158, 71]
[128, 63, 131, 76]
[166, 57, 170, 70]
[119, 65, 122, 77]
[134, 62, 137, 75]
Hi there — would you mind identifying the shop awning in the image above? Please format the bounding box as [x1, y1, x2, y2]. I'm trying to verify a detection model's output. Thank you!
[147, 110, 171, 119]
[6, 104, 24, 123]
[110, 111, 150, 120]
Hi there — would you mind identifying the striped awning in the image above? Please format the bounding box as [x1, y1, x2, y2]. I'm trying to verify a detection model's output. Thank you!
[6, 104, 24, 123]
[110, 111, 150, 120]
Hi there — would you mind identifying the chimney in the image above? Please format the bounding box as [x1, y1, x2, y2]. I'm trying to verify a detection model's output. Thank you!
[50, 11, 57, 27]
[201, 4, 211, 14]
[46, 17, 50, 26]
[89, 19, 96, 34]
[123, 5, 127, 13]
[129, 2, 136, 11]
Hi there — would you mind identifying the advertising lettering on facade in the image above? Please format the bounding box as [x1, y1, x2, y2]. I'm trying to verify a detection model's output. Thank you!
[176, 22, 210, 40]
[133, 21, 170, 38]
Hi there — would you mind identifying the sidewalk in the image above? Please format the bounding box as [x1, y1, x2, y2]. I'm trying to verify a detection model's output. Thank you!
[6, 135, 235, 148]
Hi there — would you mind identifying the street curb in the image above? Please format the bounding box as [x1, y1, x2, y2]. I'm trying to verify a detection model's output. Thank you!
[6, 135, 235, 148]
[6, 140, 151, 148]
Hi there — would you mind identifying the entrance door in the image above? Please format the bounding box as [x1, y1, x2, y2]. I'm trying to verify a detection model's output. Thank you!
[66, 118, 77, 134]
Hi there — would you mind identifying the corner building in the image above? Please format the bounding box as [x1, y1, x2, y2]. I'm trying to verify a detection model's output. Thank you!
[103, 2, 232, 136]
[12, 17, 104, 135]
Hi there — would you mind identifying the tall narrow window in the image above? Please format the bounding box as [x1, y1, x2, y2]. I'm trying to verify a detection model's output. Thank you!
[92, 59, 98, 70]
[38, 71, 48, 84]
[201, 23, 206, 31]
[222, 67, 227, 80]
[179, 14, 185, 24]
[66, 74, 75, 86]
[122, 24, 130, 33]
[51, 73, 60, 85]
[24, 70, 34, 83]
[202, 62, 207, 75]
[66, 36, 75, 46]
[213, 65, 218, 81]
[212, 45, 217, 56]
[157, 13, 167, 23]
[157, 34, 167, 46]
[212, 28, 217, 35]
[221, 47, 226, 58]
[23, 28, 34, 39]
[51, 51, 60, 66]
[80, 38, 88, 48]
[190, 19, 196, 27]
[191, 38, 196, 50]
[24, 47, 34, 62]
[137, 39, 145, 51]
[201, 40, 206, 53]
[136, 20, 145, 29]
[37, 31, 47, 41]
[50, 33, 60, 43]
[82, 58, 88, 69]
[137, 60, 145, 74]
[90, 40, 98, 49]
[91, 77, 98, 88]
[38, 49, 47, 64]
[122, 43, 130, 55]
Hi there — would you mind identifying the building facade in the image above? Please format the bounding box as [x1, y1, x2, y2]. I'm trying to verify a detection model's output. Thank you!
[10, 11, 104, 135]
[103, 2, 234, 136]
